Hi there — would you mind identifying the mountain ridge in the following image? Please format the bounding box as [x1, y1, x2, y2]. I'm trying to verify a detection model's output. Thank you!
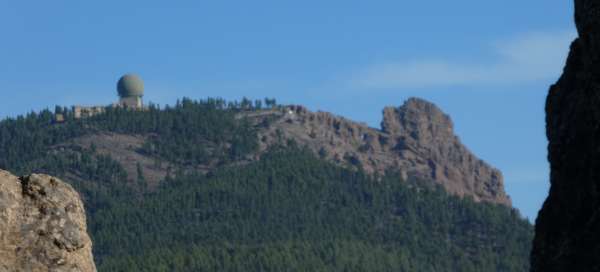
[44, 97, 510, 205]
[0, 95, 530, 271]
[252, 97, 510, 205]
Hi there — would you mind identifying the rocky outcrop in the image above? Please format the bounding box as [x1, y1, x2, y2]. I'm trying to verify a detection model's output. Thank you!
[0, 170, 96, 272]
[531, 1, 600, 271]
[255, 98, 510, 206]
[381, 99, 507, 204]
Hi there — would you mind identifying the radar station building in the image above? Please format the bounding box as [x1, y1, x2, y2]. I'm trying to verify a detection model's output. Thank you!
[67, 73, 146, 121]
[117, 74, 144, 108]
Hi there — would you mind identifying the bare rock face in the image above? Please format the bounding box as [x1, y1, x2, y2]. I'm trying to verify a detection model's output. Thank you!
[531, 1, 600, 270]
[381, 99, 507, 205]
[256, 98, 510, 206]
[0, 170, 96, 272]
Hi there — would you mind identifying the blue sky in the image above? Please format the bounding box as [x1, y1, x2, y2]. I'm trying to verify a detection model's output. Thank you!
[0, 1, 575, 221]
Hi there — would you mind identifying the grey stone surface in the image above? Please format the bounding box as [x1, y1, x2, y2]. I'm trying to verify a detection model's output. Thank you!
[0, 170, 96, 272]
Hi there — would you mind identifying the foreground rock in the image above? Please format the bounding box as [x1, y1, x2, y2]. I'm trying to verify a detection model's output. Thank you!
[255, 98, 510, 205]
[0, 170, 96, 272]
[531, 0, 600, 271]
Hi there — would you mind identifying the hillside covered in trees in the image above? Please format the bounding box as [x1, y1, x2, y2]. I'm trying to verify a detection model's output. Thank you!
[0, 98, 532, 271]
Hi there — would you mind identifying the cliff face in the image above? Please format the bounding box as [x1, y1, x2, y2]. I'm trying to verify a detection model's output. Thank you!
[256, 98, 510, 206]
[531, 0, 600, 270]
[0, 170, 96, 272]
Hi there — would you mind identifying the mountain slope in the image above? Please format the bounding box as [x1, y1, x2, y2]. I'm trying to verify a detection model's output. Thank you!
[0, 97, 530, 271]
[87, 146, 532, 271]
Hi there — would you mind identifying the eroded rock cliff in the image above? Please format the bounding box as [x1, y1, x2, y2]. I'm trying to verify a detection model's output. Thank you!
[531, 0, 600, 270]
[255, 98, 510, 205]
[0, 170, 96, 272]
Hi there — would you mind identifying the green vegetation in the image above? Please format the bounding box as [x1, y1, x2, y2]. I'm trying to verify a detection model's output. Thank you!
[0, 97, 263, 174]
[0, 100, 532, 271]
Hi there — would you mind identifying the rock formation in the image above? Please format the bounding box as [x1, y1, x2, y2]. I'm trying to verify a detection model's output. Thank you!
[255, 98, 510, 205]
[0, 170, 96, 272]
[531, 1, 600, 270]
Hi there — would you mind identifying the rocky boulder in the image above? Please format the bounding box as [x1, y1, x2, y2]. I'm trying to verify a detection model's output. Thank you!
[0, 170, 96, 272]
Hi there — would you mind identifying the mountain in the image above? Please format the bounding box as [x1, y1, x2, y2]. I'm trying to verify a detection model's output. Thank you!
[24, 97, 509, 205]
[531, 1, 600, 271]
[254, 98, 509, 205]
[0, 170, 96, 272]
[0, 97, 531, 271]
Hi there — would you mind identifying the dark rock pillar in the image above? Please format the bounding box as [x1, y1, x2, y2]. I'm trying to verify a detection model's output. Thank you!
[531, 1, 600, 271]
